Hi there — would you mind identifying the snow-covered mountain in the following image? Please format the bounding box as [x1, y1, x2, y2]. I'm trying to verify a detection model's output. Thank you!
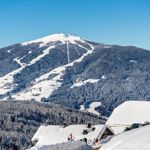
[0, 33, 96, 100]
[0, 33, 150, 116]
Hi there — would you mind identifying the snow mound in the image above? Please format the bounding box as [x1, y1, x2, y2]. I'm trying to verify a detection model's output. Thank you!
[29, 141, 91, 150]
[101, 125, 150, 150]
[106, 101, 150, 134]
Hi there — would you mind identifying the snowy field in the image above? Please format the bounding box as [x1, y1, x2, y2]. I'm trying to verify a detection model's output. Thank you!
[29, 141, 91, 150]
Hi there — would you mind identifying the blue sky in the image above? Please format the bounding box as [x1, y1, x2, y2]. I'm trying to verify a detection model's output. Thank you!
[0, 0, 150, 49]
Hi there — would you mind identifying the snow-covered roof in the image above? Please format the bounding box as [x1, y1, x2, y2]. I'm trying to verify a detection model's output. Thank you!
[106, 101, 150, 134]
[101, 125, 150, 150]
[32, 124, 110, 147]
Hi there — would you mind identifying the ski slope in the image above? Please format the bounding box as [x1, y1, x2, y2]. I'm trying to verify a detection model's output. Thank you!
[0, 45, 57, 96]
[9, 41, 94, 101]
[1, 33, 94, 101]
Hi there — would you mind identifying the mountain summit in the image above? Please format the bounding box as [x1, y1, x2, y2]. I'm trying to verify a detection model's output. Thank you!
[22, 33, 85, 46]
[0, 33, 150, 115]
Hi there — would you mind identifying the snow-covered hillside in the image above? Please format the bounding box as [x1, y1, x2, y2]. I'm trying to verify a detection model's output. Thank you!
[80, 102, 101, 116]
[101, 125, 150, 150]
[106, 101, 150, 134]
[0, 33, 96, 101]
[9, 42, 94, 101]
